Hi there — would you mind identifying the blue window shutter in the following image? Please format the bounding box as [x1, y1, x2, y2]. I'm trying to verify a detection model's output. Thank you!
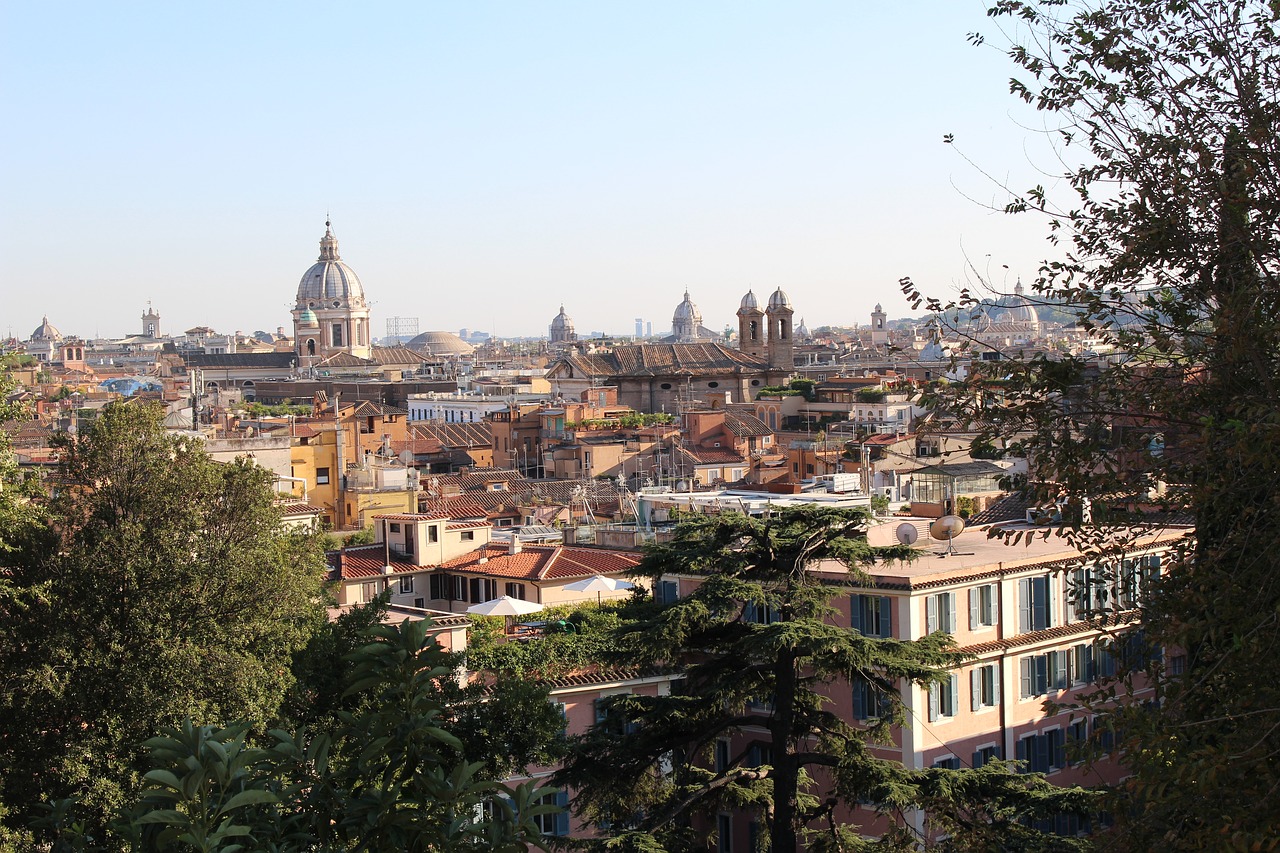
[928, 683, 939, 722]
[1034, 733, 1051, 774]
[993, 744, 1003, 760]
[945, 592, 956, 633]
[973, 749, 985, 768]
[1015, 736, 1029, 773]
[850, 595, 864, 634]
[969, 587, 980, 629]
[1018, 579, 1031, 632]
[971, 668, 981, 712]
[926, 595, 938, 634]
[948, 675, 959, 717]
[879, 596, 892, 638]
[555, 791, 570, 835]
[1020, 657, 1032, 698]
[744, 602, 758, 623]
[993, 665, 1002, 705]
[853, 680, 866, 720]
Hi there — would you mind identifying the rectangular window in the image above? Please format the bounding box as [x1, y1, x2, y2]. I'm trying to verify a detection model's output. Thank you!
[361, 581, 378, 603]
[852, 676, 892, 721]
[430, 573, 444, 600]
[932, 756, 961, 771]
[461, 530, 474, 541]
[505, 582, 526, 600]
[970, 662, 1000, 710]
[714, 739, 731, 773]
[398, 575, 414, 595]
[850, 594, 893, 638]
[972, 743, 1002, 768]
[316, 467, 330, 485]
[743, 601, 781, 624]
[1014, 731, 1064, 774]
[451, 575, 467, 601]
[928, 674, 959, 722]
[656, 579, 679, 605]
[428, 525, 439, 543]
[926, 591, 956, 634]
[533, 791, 569, 836]
[1017, 575, 1052, 632]
[1071, 643, 1095, 685]
[1020, 650, 1068, 698]
[969, 583, 997, 629]
[717, 813, 732, 853]
[331, 323, 344, 348]
[389, 522, 401, 533]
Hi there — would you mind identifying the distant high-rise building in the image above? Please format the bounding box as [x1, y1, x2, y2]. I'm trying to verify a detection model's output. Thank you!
[646, 322, 652, 337]
[635, 318, 643, 337]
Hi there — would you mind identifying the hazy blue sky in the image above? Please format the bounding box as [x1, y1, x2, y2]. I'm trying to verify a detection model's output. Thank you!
[1, 1, 1063, 341]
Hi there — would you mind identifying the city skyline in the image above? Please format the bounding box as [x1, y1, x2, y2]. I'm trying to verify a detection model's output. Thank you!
[2, 2, 1062, 339]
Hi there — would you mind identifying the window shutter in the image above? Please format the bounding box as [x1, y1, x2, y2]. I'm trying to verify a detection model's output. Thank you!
[1020, 657, 1032, 698]
[926, 595, 938, 634]
[850, 595, 864, 634]
[555, 791, 570, 835]
[946, 593, 956, 634]
[1018, 579, 1031, 633]
[973, 749, 985, 769]
[1034, 576, 1051, 629]
[992, 665, 1002, 706]
[1054, 651, 1068, 690]
[1034, 733, 1051, 774]
[878, 596, 892, 638]
[928, 683, 939, 722]
[971, 668, 981, 712]
[948, 676, 959, 717]
[969, 587, 980, 629]
[853, 680, 866, 720]
[744, 602, 758, 623]
[1015, 736, 1029, 773]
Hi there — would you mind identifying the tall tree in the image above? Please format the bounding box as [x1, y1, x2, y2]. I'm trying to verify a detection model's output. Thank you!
[556, 506, 1094, 852]
[905, 1, 1280, 846]
[0, 402, 328, 837]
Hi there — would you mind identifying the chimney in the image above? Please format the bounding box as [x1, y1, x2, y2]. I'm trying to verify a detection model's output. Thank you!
[509, 535, 523, 554]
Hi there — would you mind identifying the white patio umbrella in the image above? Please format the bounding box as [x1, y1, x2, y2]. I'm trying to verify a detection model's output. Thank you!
[466, 595, 544, 618]
[564, 575, 635, 603]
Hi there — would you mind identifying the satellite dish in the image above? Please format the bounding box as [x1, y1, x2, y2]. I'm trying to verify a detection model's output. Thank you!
[895, 523, 919, 545]
[398, 450, 414, 466]
[928, 515, 970, 557]
[929, 515, 966, 540]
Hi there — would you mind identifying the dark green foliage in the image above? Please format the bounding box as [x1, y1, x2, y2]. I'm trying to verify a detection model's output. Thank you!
[556, 507, 1096, 851]
[37, 619, 561, 852]
[0, 402, 328, 838]
[908, 1, 1280, 847]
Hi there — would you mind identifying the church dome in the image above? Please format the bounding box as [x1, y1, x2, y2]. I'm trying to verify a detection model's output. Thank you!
[295, 222, 366, 309]
[30, 315, 61, 341]
[767, 287, 792, 311]
[1005, 280, 1039, 329]
[407, 330, 475, 355]
[550, 305, 574, 333]
[738, 289, 759, 313]
[796, 317, 811, 340]
[673, 291, 702, 325]
[297, 308, 319, 327]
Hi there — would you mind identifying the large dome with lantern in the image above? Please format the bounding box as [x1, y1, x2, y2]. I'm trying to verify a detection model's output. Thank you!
[295, 221, 366, 310]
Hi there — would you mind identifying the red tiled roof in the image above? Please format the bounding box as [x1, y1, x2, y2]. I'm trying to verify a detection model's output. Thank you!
[279, 503, 326, 515]
[441, 543, 642, 581]
[371, 512, 451, 522]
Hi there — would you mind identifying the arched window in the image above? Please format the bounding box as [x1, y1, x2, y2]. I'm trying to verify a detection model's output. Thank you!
[306, 339, 316, 356]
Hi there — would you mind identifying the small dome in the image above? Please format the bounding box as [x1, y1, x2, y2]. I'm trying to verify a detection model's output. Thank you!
[738, 289, 759, 312]
[796, 317, 811, 340]
[295, 222, 366, 309]
[767, 287, 792, 311]
[297, 308, 319, 327]
[407, 330, 475, 355]
[30, 315, 61, 341]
